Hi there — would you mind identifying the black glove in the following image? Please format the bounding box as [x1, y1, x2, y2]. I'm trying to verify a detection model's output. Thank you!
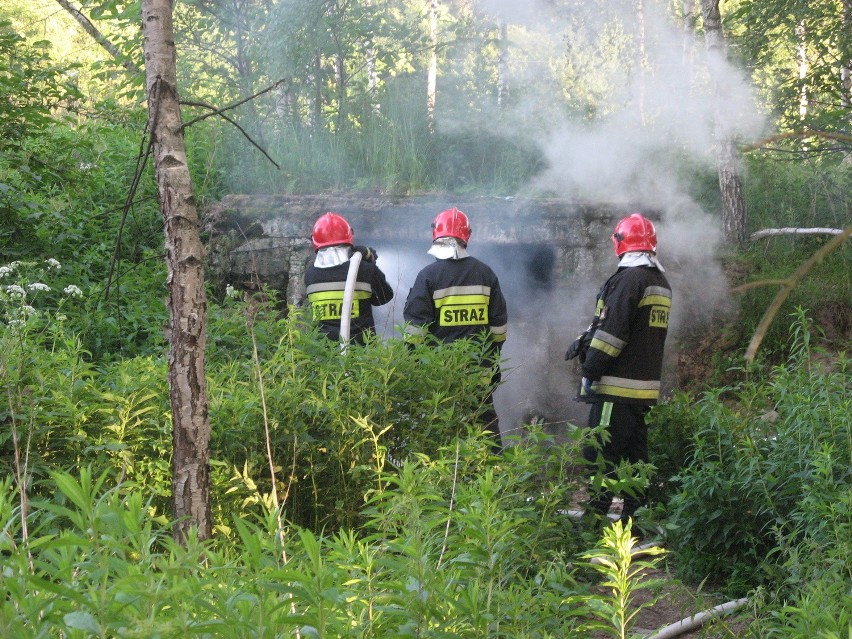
[565, 331, 590, 361]
[353, 245, 378, 263]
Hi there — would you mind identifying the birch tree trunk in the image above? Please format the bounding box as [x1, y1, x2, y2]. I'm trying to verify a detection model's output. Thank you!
[682, 0, 697, 74]
[842, 1, 851, 111]
[796, 20, 808, 120]
[497, 16, 509, 109]
[141, 0, 212, 542]
[635, 0, 647, 125]
[701, 0, 747, 246]
[427, 0, 438, 133]
[365, 0, 380, 114]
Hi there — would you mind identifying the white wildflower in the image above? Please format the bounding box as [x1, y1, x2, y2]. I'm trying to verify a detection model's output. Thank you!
[0, 266, 13, 279]
[45, 258, 61, 271]
[56, 314, 67, 322]
[4, 285, 26, 299]
[226, 284, 237, 299]
[28, 283, 51, 293]
[21, 305, 37, 316]
[9, 319, 26, 329]
[63, 285, 83, 298]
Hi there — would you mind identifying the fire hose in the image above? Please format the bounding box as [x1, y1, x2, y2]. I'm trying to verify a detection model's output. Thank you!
[338, 250, 362, 351]
[646, 597, 748, 639]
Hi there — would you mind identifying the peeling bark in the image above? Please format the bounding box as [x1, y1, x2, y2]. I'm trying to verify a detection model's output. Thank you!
[141, 0, 212, 542]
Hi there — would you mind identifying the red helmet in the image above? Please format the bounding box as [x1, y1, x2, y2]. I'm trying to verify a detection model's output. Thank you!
[312, 212, 354, 250]
[431, 207, 471, 244]
[611, 213, 657, 256]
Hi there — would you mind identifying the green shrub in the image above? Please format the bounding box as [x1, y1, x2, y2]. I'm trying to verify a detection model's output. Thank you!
[667, 311, 850, 606]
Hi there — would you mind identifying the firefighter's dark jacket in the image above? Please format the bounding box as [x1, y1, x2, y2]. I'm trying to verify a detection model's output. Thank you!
[304, 258, 393, 343]
[580, 264, 671, 405]
[403, 256, 508, 352]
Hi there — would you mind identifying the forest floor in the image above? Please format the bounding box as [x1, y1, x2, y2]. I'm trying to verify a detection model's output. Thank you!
[626, 566, 751, 638]
[583, 497, 753, 638]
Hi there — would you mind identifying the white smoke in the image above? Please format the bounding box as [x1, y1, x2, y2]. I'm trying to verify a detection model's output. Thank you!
[462, 0, 768, 436]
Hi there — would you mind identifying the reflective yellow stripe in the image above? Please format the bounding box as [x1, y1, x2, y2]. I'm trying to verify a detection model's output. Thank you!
[590, 337, 621, 357]
[592, 376, 660, 400]
[433, 285, 491, 299]
[639, 295, 672, 308]
[434, 294, 489, 326]
[308, 284, 373, 295]
[490, 323, 507, 342]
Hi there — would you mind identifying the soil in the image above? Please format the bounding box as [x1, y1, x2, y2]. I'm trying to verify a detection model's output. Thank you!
[618, 565, 752, 638]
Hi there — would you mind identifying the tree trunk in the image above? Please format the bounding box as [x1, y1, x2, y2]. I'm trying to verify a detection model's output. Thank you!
[427, 0, 438, 133]
[840, 0, 852, 110]
[635, 0, 646, 125]
[497, 16, 509, 109]
[701, 0, 747, 246]
[365, 0, 380, 114]
[141, 0, 212, 542]
[682, 0, 697, 75]
[796, 20, 808, 120]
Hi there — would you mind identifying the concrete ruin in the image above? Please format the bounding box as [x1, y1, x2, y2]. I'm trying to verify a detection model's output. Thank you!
[203, 194, 684, 439]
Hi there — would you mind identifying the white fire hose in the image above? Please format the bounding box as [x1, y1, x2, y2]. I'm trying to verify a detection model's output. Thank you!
[338, 250, 362, 352]
[647, 597, 748, 639]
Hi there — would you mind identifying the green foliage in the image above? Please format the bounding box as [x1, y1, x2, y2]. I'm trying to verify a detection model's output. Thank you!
[208, 296, 514, 532]
[645, 392, 702, 508]
[721, 154, 852, 361]
[0, 451, 618, 637]
[666, 311, 850, 605]
[730, 0, 850, 140]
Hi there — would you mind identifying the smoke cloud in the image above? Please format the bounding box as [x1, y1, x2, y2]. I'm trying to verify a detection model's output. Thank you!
[454, 0, 767, 436]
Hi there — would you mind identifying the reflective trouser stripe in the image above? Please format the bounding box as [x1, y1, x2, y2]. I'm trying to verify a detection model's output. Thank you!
[598, 402, 613, 427]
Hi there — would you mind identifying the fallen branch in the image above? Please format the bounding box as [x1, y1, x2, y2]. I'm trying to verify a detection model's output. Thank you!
[750, 227, 843, 240]
[743, 226, 851, 363]
[741, 129, 852, 152]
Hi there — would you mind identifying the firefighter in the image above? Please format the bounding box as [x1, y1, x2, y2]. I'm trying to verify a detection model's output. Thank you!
[403, 207, 508, 451]
[565, 212, 672, 529]
[304, 212, 394, 344]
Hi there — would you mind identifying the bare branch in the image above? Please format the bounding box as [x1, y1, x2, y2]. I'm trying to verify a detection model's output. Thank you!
[53, 0, 143, 76]
[750, 227, 844, 240]
[741, 129, 852, 152]
[730, 279, 790, 294]
[180, 79, 285, 129]
[744, 226, 851, 363]
[180, 99, 280, 170]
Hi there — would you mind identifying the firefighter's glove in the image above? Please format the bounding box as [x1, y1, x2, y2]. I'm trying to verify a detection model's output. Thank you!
[565, 332, 590, 362]
[353, 245, 378, 263]
[581, 377, 595, 396]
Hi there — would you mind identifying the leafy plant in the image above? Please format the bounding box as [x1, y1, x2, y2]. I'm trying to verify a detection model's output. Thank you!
[667, 310, 850, 606]
[567, 519, 666, 639]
